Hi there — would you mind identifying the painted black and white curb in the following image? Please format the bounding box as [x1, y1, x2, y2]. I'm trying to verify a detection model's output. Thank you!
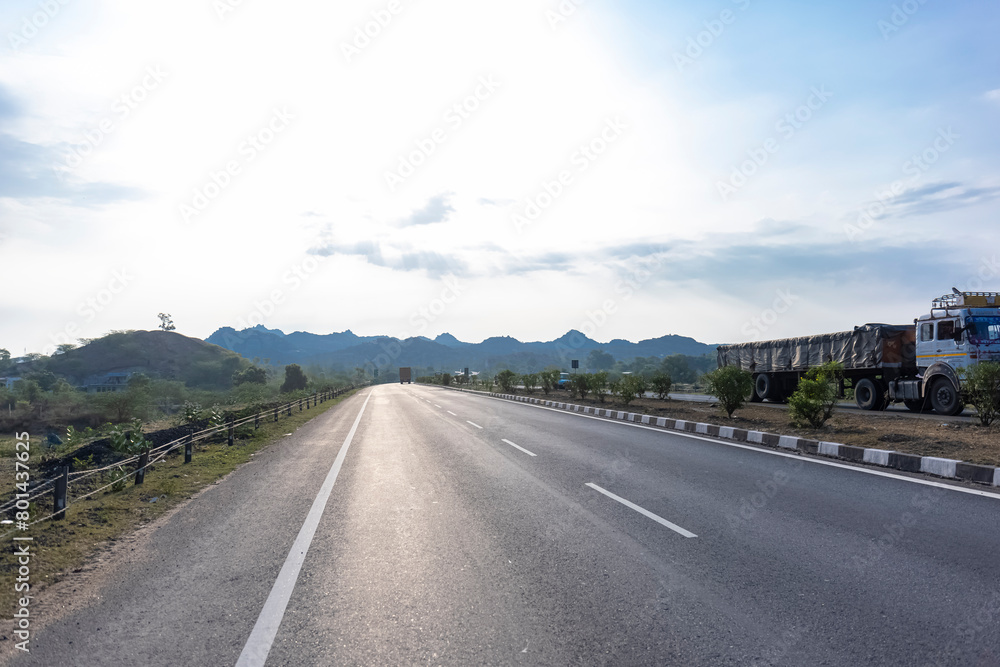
[479, 391, 1000, 488]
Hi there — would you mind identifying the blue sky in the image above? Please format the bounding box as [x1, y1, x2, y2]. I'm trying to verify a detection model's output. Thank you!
[1, 0, 998, 356]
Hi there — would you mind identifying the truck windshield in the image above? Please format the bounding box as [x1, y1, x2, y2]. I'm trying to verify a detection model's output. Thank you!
[966, 317, 1000, 344]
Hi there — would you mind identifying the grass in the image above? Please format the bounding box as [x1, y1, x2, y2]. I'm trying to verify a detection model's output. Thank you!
[0, 389, 358, 617]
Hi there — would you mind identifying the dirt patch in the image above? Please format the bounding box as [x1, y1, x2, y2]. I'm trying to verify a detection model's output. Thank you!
[528, 390, 1000, 468]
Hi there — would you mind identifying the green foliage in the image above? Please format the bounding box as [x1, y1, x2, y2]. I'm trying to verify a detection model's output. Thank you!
[961, 361, 1000, 427]
[26, 370, 58, 392]
[208, 405, 226, 430]
[280, 364, 308, 393]
[522, 373, 539, 394]
[586, 349, 615, 371]
[570, 373, 591, 399]
[496, 369, 518, 393]
[15, 379, 41, 403]
[539, 369, 560, 395]
[588, 371, 609, 403]
[650, 372, 672, 400]
[788, 362, 843, 428]
[183, 401, 203, 424]
[109, 419, 149, 455]
[157, 313, 176, 331]
[703, 366, 754, 418]
[71, 453, 96, 470]
[612, 374, 646, 406]
[108, 465, 128, 493]
[233, 366, 268, 386]
[440, 372, 452, 386]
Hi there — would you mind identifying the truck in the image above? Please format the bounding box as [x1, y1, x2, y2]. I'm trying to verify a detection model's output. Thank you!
[399, 367, 412, 384]
[716, 291, 1000, 415]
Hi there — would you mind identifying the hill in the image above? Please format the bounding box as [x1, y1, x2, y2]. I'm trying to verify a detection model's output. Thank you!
[44, 330, 249, 390]
[205, 326, 717, 373]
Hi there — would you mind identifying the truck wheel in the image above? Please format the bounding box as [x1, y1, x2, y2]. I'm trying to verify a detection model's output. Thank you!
[854, 378, 886, 411]
[749, 375, 763, 402]
[929, 377, 963, 416]
[903, 398, 926, 413]
[755, 374, 775, 401]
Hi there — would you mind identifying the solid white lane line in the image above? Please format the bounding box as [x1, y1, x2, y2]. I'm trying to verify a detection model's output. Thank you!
[586, 483, 697, 538]
[501, 438, 537, 457]
[236, 391, 373, 667]
[467, 421, 483, 429]
[447, 411, 457, 416]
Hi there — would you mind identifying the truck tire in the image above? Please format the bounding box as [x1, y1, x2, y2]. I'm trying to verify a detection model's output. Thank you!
[903, 398, 926, 413]
[929, 377, 963, 416]
[854, 378, 886, 411]
[749, 374, 763, 402]
[755, 374, 776, 401]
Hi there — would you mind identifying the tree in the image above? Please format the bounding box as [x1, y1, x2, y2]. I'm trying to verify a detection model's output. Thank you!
[586, 349, 615, 371]
[650, 372, 672, 400]
[157, 313, 176, 331]
[233, 366, 268, 386]
[961, 361, 1000, 426]
[496, 369, 518, 393]
[55, 343, 77, 354]
[703, 366, 754, 418]
[612, 374, 646, 406]
[522, 373, 539, 394]
[788, 361, 843, 428]
[0, 348, 9, 365]
[660, 355, 696, 384]
[280, 364, 308, 393]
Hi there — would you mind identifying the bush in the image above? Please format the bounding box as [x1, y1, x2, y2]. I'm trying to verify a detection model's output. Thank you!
[109, 419, 150, 455]
[703, 366, 754, 418]
[539, 369, 560, 395]
[588, 371, 609, 403]
[961, 361, 1000, 426]
[612, 375, 646, 406]
[522, 373, 539, 394]
[788, 362, 843, 428]
[496, 370, 518, 393]
[650, 372, 672, 400]
[570, 374, 590, 400]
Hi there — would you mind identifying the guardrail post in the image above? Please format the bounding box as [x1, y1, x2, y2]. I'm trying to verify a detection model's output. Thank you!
[254, 411, 260, 429]
[287, 402, 292, 417]
[273, 407, 278, 422]
[184, 434, 193, 464]
[53, 466, 69, 520]
[305, 396, 310, 410]
[135, 450, 150, 486]
[227, 418, 235, 446]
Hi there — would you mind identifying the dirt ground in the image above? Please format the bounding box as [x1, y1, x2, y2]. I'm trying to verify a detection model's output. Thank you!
[534, 390, 1000, 468]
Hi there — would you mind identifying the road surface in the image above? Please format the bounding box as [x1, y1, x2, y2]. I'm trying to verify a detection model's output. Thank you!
[11, 384, 1000, 666]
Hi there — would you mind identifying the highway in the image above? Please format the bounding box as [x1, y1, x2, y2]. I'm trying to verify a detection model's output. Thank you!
[12, 384, 1000, 666]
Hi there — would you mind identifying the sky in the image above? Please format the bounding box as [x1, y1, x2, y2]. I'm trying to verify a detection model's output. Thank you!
[1, 0, 999, 357]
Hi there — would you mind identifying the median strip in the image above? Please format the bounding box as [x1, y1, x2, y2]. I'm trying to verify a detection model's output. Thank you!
[586, 483, 697, 538]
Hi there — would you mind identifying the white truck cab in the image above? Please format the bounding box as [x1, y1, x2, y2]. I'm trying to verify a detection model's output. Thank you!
[913, 291, 1000, 414]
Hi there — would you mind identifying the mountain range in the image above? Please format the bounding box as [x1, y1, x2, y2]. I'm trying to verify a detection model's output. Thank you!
[205, 326, 719, 372]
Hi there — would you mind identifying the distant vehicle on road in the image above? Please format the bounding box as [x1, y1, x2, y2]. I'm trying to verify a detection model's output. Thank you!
[557, 372, 570, 388]
[717, 290, 1000, 415]
[399, 367, 412, 384]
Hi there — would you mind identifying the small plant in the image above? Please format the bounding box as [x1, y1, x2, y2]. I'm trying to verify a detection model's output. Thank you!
[650, 372, 672, 400]
[570, 374, 591, 400]
[208, 405, 226, 430]
[71, 454, 96, 471]
[109, 419, 150, 455]
[522, 373, 539, 394]
[703, 366, 754, 418]
[182, 401, 203, 425]
[539, 369, 560, 395]
[108, 465, 128, 492]
[961, 361, 1000, 426]
[612, 375, 646, 406]
[788, 361, 843, 428]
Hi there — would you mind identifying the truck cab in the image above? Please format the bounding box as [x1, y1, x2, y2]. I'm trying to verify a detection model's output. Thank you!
[909, 291, 1000, 414]
[557, 372, 571, 389]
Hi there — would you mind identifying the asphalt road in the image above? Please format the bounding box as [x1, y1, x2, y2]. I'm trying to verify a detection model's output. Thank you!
[13, 385, 1000, 666]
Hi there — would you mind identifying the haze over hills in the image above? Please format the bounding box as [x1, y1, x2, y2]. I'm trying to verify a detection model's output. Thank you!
[206, 325, 718, 371]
